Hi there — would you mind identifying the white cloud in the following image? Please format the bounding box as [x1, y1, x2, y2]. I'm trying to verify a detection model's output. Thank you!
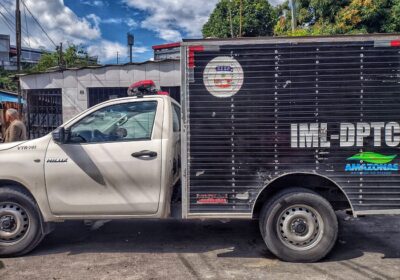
[82, 0, 107, 7]
[123, 0, 219, 41]
[87, 40, 148, 63]
[86, 14, 101, 30]
[102, 18, 123, 24]
[100, 17, 137, 29]
[157, 29, 182, 42]
[0, 0, 283, 63]
[0, 0, 101, 49]
[123, 0, 283, 41]
[126, 18, 137, 29]
[0, 0, 143, 63]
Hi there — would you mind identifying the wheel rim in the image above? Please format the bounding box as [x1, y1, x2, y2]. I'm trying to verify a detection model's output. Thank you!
[0, 202, 30, 243]
[277, 204, 324, 251]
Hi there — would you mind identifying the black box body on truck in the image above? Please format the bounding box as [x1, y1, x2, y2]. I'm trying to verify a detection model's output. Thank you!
[181, 34, 400, 262]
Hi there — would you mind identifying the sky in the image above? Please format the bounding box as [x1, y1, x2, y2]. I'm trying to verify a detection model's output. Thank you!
[0, 0, 283, 64]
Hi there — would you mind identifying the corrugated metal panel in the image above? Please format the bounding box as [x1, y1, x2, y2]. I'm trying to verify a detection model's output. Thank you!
[184, 36, 400, 216]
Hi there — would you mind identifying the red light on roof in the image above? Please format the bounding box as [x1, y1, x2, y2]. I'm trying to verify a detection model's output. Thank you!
[128, 80, 155, 90]
[391, 40, 400, 47]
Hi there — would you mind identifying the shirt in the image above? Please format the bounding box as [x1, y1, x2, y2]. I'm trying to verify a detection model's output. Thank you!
[4, 120, 27, 143]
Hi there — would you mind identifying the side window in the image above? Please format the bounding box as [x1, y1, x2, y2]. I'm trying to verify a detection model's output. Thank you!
[68, 101, 157, 144]
[172, 104, 181, 132]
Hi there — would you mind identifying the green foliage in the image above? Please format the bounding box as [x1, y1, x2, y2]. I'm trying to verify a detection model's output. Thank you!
[0, 69, 17, 92]
[34, 52, 58, 72]
[385, 0, 400, 31]
[334, 0, 391, 34]
[33, 44, 97, 72]
[202, 0, 277, 38]
[274, 0, 400, 36]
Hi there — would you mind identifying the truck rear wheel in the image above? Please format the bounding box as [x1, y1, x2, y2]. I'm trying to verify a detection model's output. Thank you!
[0, 187, 44, 257]
[259, 188, 338, 262]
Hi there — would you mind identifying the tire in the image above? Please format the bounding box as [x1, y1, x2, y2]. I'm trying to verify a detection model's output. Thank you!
[259, 188, 338, 263]
[0, 186, 44, 257]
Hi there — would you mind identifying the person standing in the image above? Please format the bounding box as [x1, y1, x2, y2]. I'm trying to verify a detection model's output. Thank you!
[4, 108, 27, 143]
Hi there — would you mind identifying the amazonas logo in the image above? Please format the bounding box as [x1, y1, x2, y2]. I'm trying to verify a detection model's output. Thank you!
[345, 152, 398, 172]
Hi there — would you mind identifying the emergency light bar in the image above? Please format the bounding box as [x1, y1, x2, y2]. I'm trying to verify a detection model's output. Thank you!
[127, 80, 169, 97]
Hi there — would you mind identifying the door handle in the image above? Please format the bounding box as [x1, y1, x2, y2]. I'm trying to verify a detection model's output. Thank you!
[131, 150, 158, 160]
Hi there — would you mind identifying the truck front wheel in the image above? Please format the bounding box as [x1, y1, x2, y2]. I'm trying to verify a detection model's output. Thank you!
[259, 188, 338, 262]
[0, 187, 44, 257]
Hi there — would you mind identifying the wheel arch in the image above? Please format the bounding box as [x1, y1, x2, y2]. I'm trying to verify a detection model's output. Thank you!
[252, 172, 353, 219]
[0, 179, 36, 199]
[0, 179, 55, 233]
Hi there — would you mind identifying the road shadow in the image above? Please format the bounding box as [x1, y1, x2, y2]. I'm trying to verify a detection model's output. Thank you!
[27, 211, 400, 262]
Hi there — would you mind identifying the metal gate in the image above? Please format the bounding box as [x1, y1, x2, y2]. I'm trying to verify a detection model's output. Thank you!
[88, 87, 128, 107]
[27, 88, 62, 139]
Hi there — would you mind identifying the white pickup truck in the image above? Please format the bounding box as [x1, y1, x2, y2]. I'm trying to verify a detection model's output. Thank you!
[0, 94, 181, 257]
[2, 35, 400, 263]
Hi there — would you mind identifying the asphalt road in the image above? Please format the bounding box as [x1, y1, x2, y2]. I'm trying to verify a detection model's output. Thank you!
[1, 212, 399, 280]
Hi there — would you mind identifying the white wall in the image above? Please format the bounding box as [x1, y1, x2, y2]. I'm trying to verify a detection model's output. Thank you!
[20, 60, 180, 122]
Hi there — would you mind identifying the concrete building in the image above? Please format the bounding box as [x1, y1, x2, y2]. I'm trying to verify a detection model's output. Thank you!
[0, 33, 47, 70]
[0, 34, 11, 69]
[9, 45, 45, 67]
[19, 59, 180, 138]
[153, 42, 180, 60]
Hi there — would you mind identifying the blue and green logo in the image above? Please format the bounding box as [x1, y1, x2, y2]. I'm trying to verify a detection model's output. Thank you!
[345, 152, 398, 172]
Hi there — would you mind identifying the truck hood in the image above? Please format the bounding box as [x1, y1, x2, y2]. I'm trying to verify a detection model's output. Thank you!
[0, 141, 28, 151]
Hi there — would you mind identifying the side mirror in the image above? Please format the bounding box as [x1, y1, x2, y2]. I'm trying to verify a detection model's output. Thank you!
[52, 127, 66, 144]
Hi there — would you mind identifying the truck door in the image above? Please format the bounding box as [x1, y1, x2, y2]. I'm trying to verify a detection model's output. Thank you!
[44, 99, 163, 215]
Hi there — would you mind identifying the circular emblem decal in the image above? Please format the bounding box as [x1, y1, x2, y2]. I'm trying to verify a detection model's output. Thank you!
[203, 56, 244, 98]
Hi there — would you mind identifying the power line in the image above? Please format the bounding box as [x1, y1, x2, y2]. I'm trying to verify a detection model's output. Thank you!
[0, 1, 15, 20]
[0, 2, 31, 46]
[23, 3, 30, 47]
[0, 11, 15, 33]
[0, 11, 31, 47]
[0, 9, 14, 29]
[20, 0, 57, 47]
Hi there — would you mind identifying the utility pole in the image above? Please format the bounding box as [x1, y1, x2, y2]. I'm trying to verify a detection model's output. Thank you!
[239, 0, 243, 37]
[15, 0, 22, 113]
[116, 51, 119, 64]
[58, 42, 64, 68]
[289, 0, 296, 32]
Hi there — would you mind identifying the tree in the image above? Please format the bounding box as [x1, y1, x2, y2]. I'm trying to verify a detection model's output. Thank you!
[334, 0, 391, 34]
[34, 44, 97, 72]
[385, 0, 400, 32]
[202, 0, 277, 38]
[274, 0, 348, 35]
[274, 0, 399, 36]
